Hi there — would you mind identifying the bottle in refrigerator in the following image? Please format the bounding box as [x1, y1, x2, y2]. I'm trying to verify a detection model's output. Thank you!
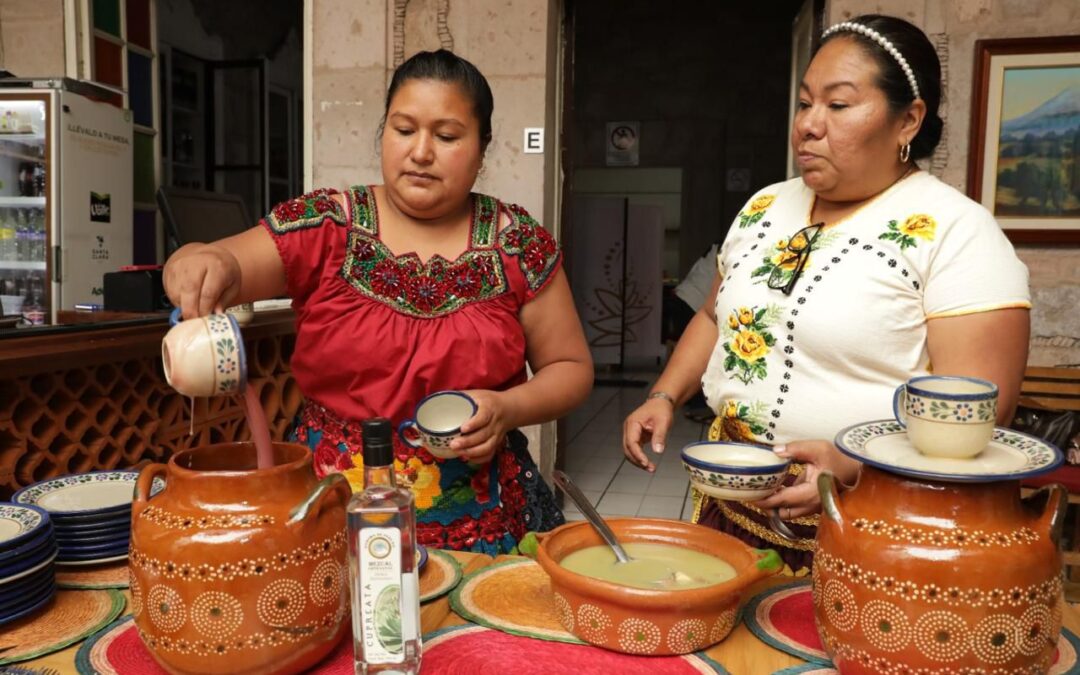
[21, 274, 45, 325]
[14, 211, 28, 262]
[0, 211, 13, 261]
[347, 418, 421, 675]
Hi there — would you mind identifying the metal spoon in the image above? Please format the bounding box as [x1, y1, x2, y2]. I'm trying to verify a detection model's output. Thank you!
[553, 470, 631, 563]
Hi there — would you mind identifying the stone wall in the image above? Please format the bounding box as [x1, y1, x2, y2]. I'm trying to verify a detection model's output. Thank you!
[825, 0, 1080, 366]
[0, 0, 66, 77]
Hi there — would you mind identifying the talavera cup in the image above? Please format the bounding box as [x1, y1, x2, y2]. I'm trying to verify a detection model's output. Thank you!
[162, 307, 247, 397]
[892, 375, 998, 459]
[398, 391, 476, 459]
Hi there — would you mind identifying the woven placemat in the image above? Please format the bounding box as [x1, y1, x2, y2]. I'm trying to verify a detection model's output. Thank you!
[420, 549, 462, 604]
[745, 581, 1080, 674]
[76, 615, 351, 675]
[0, 589, 125, 665]
[420, 624, 730, 674]
[450, 559, 583, 643]
[56, 561, 129, 590]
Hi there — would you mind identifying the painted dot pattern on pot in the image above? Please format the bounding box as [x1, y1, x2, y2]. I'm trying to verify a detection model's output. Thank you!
[575, 603, 611, 643]
[616, 617, 661, 654]
[859, 600, 911, 653]
[130, 571, 143, 617]
[551, 593, 573, 632]
[823, 579, 858, 631]
[970, 614, 1020, 664]
[666, 618, 708, 653]
[191, 591, 245, 639]
[709, 608, 738, 644]
[824, 632, 1055, 675]
[1018, 604, 1053, 657]
[912, 610, 969, 663]
[257, 578, 307, 627]
[309, 559, 343, 606]
[148, 585, 187, 633]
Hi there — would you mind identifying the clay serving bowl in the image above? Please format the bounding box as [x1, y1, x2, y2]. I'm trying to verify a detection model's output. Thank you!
[535, 517, 782, 655]
[681, 442, 789, 501]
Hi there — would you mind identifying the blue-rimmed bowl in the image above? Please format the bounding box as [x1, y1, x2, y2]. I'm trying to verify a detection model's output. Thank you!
[681, 442, 789, 501]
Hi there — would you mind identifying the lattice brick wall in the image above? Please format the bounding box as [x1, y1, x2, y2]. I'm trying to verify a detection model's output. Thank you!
[0, 333, 300, 499]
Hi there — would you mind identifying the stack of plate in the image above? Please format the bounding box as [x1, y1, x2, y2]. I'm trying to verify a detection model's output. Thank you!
[11, 471, 147, 566]
[0, 503, 58, 625]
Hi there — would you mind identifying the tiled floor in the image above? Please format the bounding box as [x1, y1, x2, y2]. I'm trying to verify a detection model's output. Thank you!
[558, 375, 711, 523]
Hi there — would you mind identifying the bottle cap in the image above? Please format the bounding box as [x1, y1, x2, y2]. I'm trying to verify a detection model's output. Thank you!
[361, 418, 394, 466]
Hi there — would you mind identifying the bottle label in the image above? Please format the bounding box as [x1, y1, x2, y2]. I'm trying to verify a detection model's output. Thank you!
[358, 527, 405, 664]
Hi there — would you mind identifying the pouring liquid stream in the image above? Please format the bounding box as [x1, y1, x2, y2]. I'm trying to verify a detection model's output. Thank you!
[244, 382, 276, 470]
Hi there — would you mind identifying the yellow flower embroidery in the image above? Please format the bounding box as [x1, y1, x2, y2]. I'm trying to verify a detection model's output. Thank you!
[405, 457, 442, 509]
[747, 195, 775, 214]
[899, 214, 936, 240]
[771, 248, 803, 271]
[738, 307, 754, 325]
[732, 329, 770, 363]
[719, 399, 769, 442]
[727, 314, 739, 330]
[724, 400, 739, 419]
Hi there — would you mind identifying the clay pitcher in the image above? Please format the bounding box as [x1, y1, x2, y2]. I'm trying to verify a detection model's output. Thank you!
[813, 467, 1066, 673]
[129, 442, 351, 675]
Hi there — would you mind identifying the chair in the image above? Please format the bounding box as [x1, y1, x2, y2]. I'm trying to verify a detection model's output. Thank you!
[1017, 366, 1080, 600]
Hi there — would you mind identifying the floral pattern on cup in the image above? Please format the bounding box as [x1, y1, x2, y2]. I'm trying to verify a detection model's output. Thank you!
[916, 398, 996, 423]
[893, 376, 998, 459]
[162, 308, 247, 397]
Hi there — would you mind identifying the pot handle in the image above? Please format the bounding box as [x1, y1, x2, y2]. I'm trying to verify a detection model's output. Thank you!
[752, 548, 784, 578]
[133, 463, 168, 521]
[818, 471, 844, 529]
[288, 473, 351, 530]
[1023, 482, 1067, 548]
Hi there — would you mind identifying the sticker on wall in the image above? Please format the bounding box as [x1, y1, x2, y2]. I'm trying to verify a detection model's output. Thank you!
[90, 192, 112, 223]
[606, 121, 639, 167]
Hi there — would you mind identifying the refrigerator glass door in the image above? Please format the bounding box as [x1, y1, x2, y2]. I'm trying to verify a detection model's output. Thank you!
[0, 94, 50, 324]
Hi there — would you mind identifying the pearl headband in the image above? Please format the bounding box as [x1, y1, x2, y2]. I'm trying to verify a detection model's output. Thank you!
[822, 21, 921, 101]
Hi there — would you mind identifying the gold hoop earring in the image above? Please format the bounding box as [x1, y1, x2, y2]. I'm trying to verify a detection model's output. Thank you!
[899, 143, 911, 164]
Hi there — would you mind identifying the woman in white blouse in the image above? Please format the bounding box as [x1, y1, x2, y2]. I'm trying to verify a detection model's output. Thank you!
[621, 14, 1030, 573]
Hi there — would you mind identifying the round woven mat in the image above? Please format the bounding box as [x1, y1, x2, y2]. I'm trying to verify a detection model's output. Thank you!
[745, 581, 1080, 673]
[420, 624, 730, 673]
[449, 559, 583, 643]
[75, 615, 352, 675]
[420, 549, 463, 604]
[56, 560, 129, 589]
[0, 589, 125, 665]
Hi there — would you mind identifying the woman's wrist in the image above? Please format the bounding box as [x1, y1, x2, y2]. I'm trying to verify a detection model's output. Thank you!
[647, 391, 677, 407]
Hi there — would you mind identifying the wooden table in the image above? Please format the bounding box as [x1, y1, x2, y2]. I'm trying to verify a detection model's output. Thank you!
[20, 551, 1080, 673]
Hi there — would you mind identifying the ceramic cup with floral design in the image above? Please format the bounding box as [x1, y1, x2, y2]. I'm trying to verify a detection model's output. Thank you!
[162, 307, 247, 397]
[681, 442, 789, 501]
[892, 375, 997, 459]
[397, 391, 477, 459]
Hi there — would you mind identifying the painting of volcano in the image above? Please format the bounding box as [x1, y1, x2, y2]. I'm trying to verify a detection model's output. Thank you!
[994, 67, 1080, 218]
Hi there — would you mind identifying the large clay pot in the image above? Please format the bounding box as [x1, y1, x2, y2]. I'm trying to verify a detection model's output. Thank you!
[813, 467, 1066, 673]
[129, 442, 351, 675]
[536, 517, 783, 655]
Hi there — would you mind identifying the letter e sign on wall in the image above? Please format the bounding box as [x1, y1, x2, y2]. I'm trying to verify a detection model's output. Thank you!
[523, 128, 544, 154]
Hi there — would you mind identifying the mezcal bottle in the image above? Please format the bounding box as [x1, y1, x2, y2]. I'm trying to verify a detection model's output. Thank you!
[347, 418, 421, 675]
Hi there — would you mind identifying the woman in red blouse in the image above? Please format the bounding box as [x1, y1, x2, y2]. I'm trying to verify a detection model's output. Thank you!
[163, 50, 593, 554]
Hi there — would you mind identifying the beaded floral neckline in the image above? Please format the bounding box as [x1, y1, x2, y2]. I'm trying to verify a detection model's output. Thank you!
[339, 186, 507, 318]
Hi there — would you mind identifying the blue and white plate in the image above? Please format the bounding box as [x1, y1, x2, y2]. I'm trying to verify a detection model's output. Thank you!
[12, 472, 165, 517]
[0, 569, 54, 613]
[57, 536, 129, 556]
[55, 530, 129, 547]
[55, 552, 128, 567]
[0, 523, 54, 564]
[0, 584, 56, 626]
[0, 503, 51, 551]
[0, 540, 57, 580]
[835, 420, 1063, 483]
[52, 513, 133, 532]
[0, 550, 58, 587]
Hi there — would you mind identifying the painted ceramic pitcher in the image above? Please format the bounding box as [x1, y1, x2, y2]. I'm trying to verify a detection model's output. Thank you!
[814, 467, 1066, 673]
[129, 442, 351, 675]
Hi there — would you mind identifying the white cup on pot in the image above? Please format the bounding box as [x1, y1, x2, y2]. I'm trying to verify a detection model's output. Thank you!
[892, 375, 998, 459]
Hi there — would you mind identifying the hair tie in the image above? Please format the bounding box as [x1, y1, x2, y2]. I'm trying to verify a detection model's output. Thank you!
[822, 21, 921, 101]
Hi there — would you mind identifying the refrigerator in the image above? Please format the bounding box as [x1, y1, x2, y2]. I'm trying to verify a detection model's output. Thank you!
[0, 78, 133, 325]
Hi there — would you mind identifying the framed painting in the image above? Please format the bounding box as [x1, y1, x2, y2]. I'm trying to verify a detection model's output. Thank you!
[968, 36, 1080, 244]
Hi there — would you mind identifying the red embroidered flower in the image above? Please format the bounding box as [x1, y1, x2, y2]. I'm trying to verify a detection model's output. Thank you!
[503, 229, 524, 250]
[313, 440, 342, 477]
[428, 258, 446, 278]
[406, 275, 446, 312]
[273, 199, 307, 222]
[471, 256, 498, 286]
[305, 188, 339, 199]
[524, 240, 549, 273]
[470, 469, 491, 504]
[370, 260, 406, 297]
[417, 522, 446, 548]
[449, 267, 482, 298]
[337, 449, 357, 471]
[351, 239, 377, 261]
[313, 197, 334, 213]
[507, 203, 527, 216]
